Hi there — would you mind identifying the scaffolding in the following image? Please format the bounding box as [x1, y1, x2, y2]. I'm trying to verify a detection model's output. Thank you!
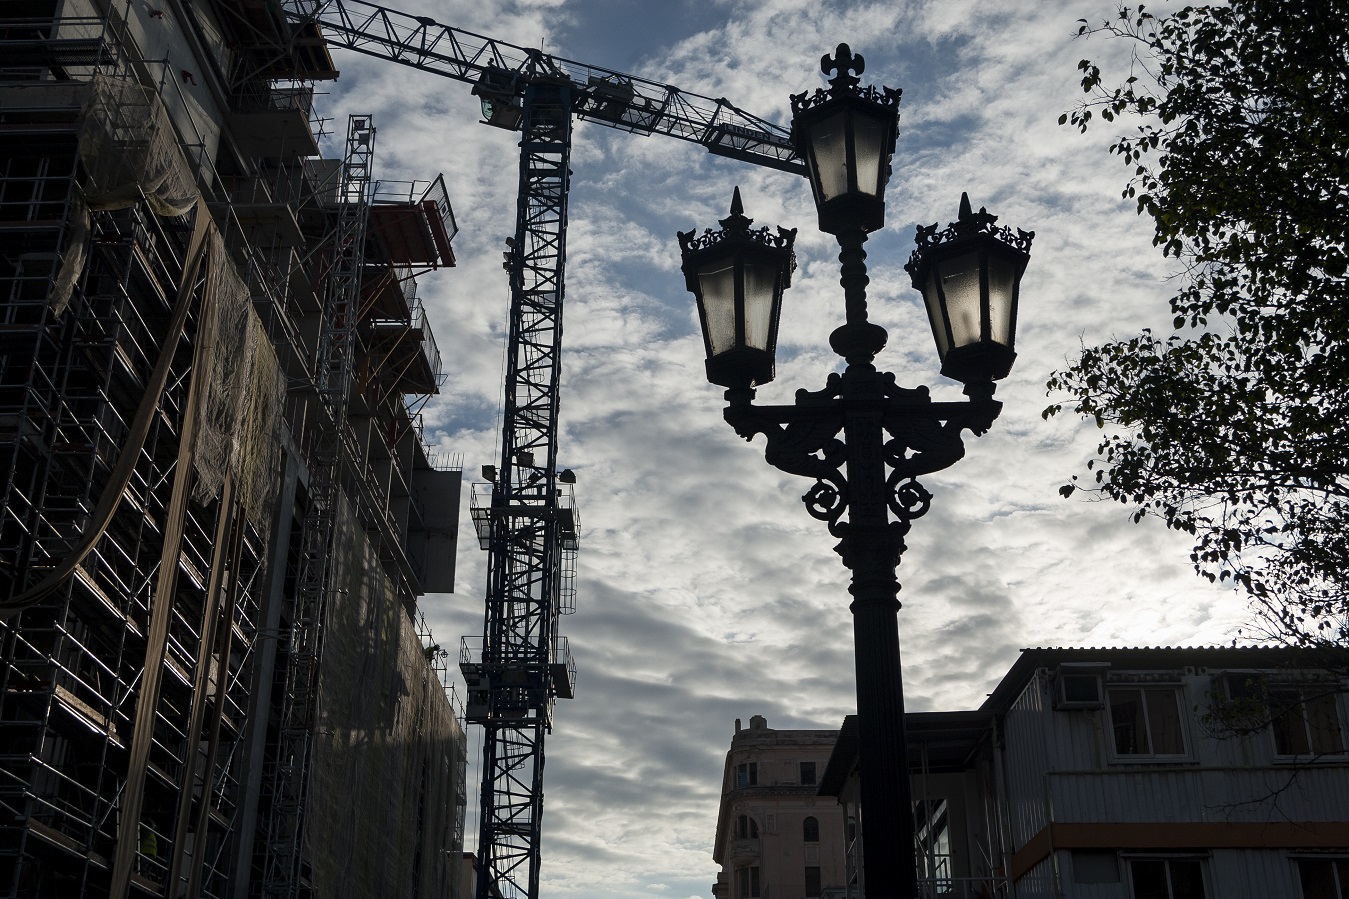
[0, 97, 272, 894]
[260, 112, 373, 899]
[0, 3, 467, 898]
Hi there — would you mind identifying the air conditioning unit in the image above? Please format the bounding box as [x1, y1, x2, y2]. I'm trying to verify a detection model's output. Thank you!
[1054, 663, 1108, 710]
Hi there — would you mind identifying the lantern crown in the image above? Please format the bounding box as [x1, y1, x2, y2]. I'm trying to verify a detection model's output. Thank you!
[905, 192, 1035, 267]
[790, 44, 902, 115]
[676, 187, 798, 258]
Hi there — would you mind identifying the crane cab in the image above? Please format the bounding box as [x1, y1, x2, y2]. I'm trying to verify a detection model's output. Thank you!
[473, 68, 524, 130]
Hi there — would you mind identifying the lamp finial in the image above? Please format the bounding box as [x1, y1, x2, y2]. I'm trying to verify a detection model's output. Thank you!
[719, 186, 753, 232]
[821, 43, 864, 93]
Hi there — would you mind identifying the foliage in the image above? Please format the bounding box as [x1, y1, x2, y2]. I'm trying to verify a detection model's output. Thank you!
[1043, 1, 1349, 649]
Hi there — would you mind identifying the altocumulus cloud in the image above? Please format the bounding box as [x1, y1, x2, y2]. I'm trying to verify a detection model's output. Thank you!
[317, 2, 1248, 898]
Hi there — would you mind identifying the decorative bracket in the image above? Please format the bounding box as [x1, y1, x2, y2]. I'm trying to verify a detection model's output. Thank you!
[723, 368, 999, 539]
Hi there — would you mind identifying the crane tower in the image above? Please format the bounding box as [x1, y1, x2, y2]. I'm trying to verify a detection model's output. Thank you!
[288, 4, 804, 897]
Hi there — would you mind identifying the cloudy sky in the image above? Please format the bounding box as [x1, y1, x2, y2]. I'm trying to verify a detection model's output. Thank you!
[317, 1, 1247, 897]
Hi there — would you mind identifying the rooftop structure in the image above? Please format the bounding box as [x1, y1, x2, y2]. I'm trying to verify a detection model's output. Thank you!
[817, 646, 1349, 899]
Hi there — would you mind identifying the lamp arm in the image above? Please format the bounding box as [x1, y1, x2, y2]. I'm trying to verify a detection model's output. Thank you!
[723, 387, 1002, 537]
[724, 401, 850, 528]
[883, 398, 1002, 479]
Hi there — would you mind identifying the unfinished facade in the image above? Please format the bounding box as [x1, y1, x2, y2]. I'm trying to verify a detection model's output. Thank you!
[0, 1, 466, 897]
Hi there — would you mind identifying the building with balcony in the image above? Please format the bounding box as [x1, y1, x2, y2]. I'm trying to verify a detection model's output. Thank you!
[818, 646, 1349, 899]
[712, 715, 848, 899]
[0, 2, 468, 897]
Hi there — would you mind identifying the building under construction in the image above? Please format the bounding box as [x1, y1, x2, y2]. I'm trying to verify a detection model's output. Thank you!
[0, 1, 468, 897]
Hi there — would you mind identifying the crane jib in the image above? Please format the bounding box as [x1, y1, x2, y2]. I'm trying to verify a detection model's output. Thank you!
[296, 0, 806, 173]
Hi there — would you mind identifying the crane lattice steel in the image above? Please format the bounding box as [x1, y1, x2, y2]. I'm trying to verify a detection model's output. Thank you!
[285, 4, 803, 897]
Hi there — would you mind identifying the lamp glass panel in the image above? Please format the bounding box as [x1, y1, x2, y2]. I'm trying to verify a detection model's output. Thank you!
[808, 112, 850, 201]
[986, 254, 1018, 347]
[696, 262, 738, 357]
[851, 113, 887, 197]
[923, 271, 950, 357]
[741, 261, 779, 351]
[938, 251, 984, 348]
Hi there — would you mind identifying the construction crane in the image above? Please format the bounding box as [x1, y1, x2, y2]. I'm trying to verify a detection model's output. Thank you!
[284, 4, 803, 897]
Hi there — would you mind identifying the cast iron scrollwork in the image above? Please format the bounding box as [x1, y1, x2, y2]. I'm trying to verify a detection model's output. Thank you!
[724, 369, 1001, 539]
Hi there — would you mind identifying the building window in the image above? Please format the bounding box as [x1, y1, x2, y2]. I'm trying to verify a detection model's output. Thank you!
[799, 761, 817, 785]
[1271, 690, 1346, 757]
[805, 866, 822, 898]
[1298, 858, 1349, 898]
[1073, 850, 1121, 884]
[1128, 858, 1206, 899]
[1055, 665, 1106, 709]
[1109, 686, 1186, 756]
[736, 815, 759, 840]
[802, 816, 819, 842]
[737, 865, 760, 899]
[735, 762, 758, 788]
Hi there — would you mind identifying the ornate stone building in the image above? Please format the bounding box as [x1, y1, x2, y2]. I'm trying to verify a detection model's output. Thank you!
[712, 715, 848, 899]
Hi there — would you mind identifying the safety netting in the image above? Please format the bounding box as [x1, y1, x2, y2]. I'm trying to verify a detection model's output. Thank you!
[190, 227, 285, 528]
[308, 495, 468, 899]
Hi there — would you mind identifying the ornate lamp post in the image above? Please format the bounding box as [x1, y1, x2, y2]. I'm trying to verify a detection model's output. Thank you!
[678, 45, 1033, 898]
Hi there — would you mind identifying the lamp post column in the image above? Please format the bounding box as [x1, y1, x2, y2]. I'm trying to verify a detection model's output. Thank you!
[831, 218, 918, 897]
[837, 395, 918, 899]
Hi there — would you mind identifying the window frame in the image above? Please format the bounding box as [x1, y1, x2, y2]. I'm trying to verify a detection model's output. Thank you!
[1107, 683, 1191, 761]
[734, 761, 758, 788]
[799, 760, 817, 786]
[737, 865, 760, 899]
[1123, 855, 1209, 899]
[735, 814, 759, 840]
[1293, 855, 1349, 899]
[802, 815, 819, 843]
[804, 865, 822, 898]
[1220, 672, 1347, 761]
[1055, 662, 1109, 710]
[1269, 687, 1347, 760]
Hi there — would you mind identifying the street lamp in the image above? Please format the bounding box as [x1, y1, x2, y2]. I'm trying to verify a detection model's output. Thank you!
[678, 44, 1033, 899]
[678, 186, 797, 391]
[907, 193, 1032, 390]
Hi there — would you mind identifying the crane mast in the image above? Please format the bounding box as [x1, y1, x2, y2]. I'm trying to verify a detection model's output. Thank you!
[464, 78, 576, 899]
[287, 4, 802, 897]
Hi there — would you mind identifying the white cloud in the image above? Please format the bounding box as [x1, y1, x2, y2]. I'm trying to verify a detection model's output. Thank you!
[319, 1, 1248, 897]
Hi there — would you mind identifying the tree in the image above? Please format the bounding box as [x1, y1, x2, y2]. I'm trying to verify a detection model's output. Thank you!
[1044, 1, 1349, 653]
